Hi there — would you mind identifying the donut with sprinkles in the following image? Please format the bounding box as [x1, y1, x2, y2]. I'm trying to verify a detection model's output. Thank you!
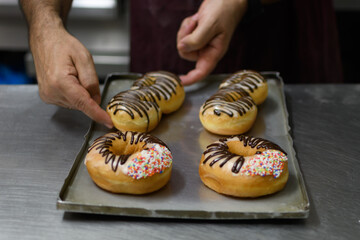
[199, 135, 289, 198]
[85, 131, 172, 194]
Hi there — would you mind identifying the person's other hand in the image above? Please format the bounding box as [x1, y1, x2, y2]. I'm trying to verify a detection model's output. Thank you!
[177, 0, 247, 85]
[30, 26, 113, 128]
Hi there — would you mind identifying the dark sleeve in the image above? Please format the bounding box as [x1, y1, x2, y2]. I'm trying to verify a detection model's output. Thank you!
[130, 0, 343, 83]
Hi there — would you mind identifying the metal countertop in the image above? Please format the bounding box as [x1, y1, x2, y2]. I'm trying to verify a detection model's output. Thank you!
[0, 83, 359, 239]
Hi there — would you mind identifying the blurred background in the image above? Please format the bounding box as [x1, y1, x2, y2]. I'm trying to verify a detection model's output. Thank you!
[0, 0, 129, 84]
[0, 0, 358, 84]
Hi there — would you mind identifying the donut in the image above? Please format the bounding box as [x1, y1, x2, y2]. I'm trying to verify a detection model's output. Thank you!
[107, 71, 185, 132]
[199, 88, 257, 135]
[85, 131, 173, 194]
[219, 70, 268, 105]
[199, 135, 289, 198]
[199, 70, 267, 135]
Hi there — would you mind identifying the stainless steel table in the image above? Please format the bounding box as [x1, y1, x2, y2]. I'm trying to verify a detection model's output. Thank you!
[0, 84, 359, 239]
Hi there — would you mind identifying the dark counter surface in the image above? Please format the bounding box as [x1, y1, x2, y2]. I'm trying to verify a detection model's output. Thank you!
[0, 84, 359, 239]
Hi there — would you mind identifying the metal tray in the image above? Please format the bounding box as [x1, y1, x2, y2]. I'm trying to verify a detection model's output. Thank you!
[57, 72, 309, 219]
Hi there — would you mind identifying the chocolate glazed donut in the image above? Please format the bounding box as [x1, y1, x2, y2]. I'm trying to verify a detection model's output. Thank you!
[201, 88, 255, 118]
[107, 71, 185, 132]
[85, 130, 173, 194]
[199, 135, 289, 198]
[219, 70, 268, 105]
[202, 135, 286, 174]
[88, 131, 168, 172]
[199, 70, 267, 135]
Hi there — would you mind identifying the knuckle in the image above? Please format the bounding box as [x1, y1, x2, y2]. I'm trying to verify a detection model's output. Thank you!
[62, 65, 77, 77]
[79, 49, 93, 61]
[181, 17, 191, 26]
[83, 81, 98, 91]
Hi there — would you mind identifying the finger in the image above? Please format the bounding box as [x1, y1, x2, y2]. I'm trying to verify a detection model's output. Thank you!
[177, 13, 198, 46]
[177, 15, 200, 61]
[179, 16, 217, 53]
[72, 49, 101, 105]
[65, 82, 113, 128]
[178, 49, 199, 62]
[83, 99, 113, 129]
[180, 47, 220, 86]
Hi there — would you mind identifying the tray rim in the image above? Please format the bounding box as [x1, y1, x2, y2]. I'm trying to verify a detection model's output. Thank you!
[57, 71, 310, 220]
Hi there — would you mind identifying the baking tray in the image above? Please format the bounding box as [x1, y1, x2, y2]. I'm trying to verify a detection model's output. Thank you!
[57, 72, 309, 219]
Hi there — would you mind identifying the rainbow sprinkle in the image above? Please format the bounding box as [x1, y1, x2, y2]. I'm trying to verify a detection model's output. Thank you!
[240, 150, 288, 178]
[127, 144, 172, 179]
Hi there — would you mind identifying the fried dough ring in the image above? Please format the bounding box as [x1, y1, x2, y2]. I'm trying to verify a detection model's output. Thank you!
[85, 131, 173, 194]
[199, 135, 289, 198]
[107, 71, 185, 132]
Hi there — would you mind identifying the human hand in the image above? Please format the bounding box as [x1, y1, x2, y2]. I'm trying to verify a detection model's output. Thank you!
[177, 0, 247, 85]
[30, 26, 113, 128]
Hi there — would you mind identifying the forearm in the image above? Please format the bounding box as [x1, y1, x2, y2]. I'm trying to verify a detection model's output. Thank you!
[19, 0, 72, 33]
[19, 0, 73, 55]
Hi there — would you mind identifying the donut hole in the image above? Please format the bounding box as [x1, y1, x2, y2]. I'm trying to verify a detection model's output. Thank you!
[226, 140, 263, 156]
[109, 138, 143, 156]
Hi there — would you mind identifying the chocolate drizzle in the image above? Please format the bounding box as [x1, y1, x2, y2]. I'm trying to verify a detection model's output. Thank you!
[88, 131, 168, 172]
[201, 70, 265, 118]
[219, 70, 265, 93]
[202, 135, 287, 174]
[107, 71, 182, 132]
[131, 71, 180, 101]
[201, 88, 255, 117]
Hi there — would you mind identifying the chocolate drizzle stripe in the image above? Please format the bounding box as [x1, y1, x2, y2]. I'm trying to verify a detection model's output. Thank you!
[108, 71, 182, 132]
[202, 95, 255, 117]
[231, 156, 245, 173]
[219, 154, 236, 168]
[220, 71, 265, 90]
[88, 131, 168, 172]
[202, 135, 287, 174]
[201, 70, 266, 119]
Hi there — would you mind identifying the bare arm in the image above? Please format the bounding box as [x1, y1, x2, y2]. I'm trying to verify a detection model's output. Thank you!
[19, 0, 113, 128]
[20, 0, 72, 26]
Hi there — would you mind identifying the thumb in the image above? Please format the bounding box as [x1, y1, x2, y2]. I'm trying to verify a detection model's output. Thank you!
[179, 18, 217, 53]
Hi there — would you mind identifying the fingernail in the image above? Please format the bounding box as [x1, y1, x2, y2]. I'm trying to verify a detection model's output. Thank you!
[180, 42, 191, 52]
[179, 75, 189, 85]
[105, 122, 114, 129]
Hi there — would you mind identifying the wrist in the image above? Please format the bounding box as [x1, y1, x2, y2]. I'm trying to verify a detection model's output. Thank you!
[30, 9, 64, 33]
[29, 12, 65, 47]
[21, 1, 67, 46]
